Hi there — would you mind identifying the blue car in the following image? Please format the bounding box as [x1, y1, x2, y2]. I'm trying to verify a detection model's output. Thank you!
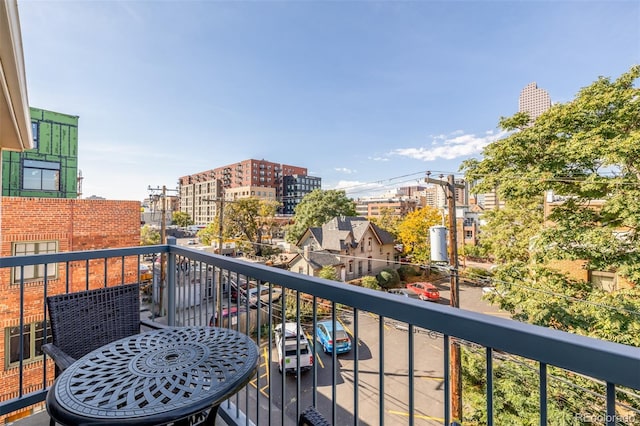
[315, 320, 352, 354]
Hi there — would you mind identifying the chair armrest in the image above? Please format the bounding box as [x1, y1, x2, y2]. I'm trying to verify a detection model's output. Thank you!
[42, 343, 77, 372]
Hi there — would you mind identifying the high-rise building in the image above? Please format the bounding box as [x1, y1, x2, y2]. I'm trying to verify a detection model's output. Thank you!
[179, 159, 320, 224]
[519, 82, 551, 124]
[2, 107, 79, 198]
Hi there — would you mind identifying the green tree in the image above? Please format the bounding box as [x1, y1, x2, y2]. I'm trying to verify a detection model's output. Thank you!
[285, 189, 357, 243]
[370, 206, 401, 236]
[460, 66, 640, 421]
[319, 265, 338, 281]
[375, 268, 400, 289]
[172, 211, 193, 228]
[140, 225, 160, 245]
[396, 206, 442, 265]
[361, 276, 380, 290]
[198, 198, 282, 255]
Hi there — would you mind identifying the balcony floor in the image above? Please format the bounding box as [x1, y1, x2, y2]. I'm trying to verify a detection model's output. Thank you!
[8, 408, 229, 425]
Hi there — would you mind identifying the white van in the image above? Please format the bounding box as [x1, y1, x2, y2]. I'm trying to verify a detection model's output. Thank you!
[274, 322, 313, 374]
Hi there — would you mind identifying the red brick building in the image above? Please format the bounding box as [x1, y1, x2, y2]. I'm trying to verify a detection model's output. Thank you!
[0, 197, 140, 420]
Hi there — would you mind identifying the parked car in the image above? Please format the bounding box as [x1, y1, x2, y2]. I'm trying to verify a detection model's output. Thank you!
[209, 306, 246, 327]
[245, 285, 283, 308]
[406, 282, 440, 302]
[387, 288, 422, 300]
[274, 322, 313, 374]
[315, 320, 352, 354]
[139, 264, 153, 283]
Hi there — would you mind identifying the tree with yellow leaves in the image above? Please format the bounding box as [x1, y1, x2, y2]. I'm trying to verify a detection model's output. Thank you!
[396, 206, 442, 265]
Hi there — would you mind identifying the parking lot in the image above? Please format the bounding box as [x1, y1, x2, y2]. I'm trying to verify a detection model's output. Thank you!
[143, 268, 507, 425]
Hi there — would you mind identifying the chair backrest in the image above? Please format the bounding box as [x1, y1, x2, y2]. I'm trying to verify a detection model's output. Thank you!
[46, 283, 141, 361]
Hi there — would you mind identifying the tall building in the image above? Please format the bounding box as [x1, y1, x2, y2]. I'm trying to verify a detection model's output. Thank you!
[179, 159, 320, 224]
[282, 174, 321, 215]
[2, 107, 79, 198]
[519, 82, 551, 124]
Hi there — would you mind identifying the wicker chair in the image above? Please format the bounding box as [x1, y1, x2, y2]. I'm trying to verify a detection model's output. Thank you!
[42, 282, 164, 374]
[43, 283, 166, 425]
[299, 406, 330, 426]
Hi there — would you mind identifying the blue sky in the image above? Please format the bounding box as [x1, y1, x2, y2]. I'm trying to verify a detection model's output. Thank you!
[17, 0, 639, 201]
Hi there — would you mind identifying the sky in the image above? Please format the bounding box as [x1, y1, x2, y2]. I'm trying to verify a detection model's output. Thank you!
[16, 0, 640, 202]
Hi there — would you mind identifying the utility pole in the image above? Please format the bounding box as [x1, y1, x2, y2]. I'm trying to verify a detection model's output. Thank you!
[425, 172, 464, 423]
[202, 179, 225, 331]
[148, 185, 178, 316]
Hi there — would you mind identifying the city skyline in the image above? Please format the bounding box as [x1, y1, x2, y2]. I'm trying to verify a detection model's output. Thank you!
[17, 1, 639, 201]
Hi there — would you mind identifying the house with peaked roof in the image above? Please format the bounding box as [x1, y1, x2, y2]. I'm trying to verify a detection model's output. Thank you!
[289, 216, 397, 281]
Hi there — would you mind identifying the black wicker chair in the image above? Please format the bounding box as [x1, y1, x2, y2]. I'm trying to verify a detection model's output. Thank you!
[42, 283, 165, 425]
[299, 406, 331, 426]
[42, 282, 164, 373]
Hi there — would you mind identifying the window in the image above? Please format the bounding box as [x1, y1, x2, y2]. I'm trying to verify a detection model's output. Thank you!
[5, 320, 52, 368]
[348, 261, 353, 273]
[12, 241, 58, 283]
[31, 121, 39, 149]
[368, 237, 372, 252]
[367, 257, 372, 273]
[465, 230, 474, 239]
[23, 160, 60, 191]
[590, 271, 616, 292]
[358, 261, 363, 276]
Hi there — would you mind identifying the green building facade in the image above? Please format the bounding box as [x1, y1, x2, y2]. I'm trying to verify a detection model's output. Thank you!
[2, 107, 78, 198]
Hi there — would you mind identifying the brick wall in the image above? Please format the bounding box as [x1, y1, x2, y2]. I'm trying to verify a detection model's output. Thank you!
[0, 197, 141, 415]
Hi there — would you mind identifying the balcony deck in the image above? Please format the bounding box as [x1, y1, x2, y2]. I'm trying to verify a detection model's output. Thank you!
[0, 239, 638, 426]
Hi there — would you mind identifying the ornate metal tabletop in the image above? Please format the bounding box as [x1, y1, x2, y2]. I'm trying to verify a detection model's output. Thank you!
[46, 326, 259, 425]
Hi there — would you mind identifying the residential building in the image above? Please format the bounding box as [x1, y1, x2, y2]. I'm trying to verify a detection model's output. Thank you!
[354, 197, 418, 218]
[282, 174, 321, 215]
[289, 216, 396, 281]
[519, 81, 551, 124]
[2, 107, 78, 198]
[179, 159, 320, 223]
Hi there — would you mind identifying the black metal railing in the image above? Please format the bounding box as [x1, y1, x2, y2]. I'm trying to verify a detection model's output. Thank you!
[0, 239, 639, 425]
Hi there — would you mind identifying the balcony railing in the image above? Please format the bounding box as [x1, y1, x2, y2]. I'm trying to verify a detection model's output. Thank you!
[0, 239, 639, 425]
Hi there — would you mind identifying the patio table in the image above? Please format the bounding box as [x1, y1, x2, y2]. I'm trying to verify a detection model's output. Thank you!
[46, 326, 259, 426]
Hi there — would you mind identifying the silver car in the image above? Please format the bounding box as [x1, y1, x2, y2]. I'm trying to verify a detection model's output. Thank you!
[387, 288, 422, 300]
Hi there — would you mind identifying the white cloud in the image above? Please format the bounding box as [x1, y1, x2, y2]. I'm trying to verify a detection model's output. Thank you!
[368, 156, 390, 162]
[391, 129, 508, 162]
[334, 167, 356, 174]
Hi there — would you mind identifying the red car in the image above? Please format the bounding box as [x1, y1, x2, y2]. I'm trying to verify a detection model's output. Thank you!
[406, 282, 440, 302]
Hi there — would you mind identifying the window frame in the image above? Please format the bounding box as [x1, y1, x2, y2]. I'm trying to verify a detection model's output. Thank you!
[22, 159, 61, 191]
[12, 240, 59, 284]
[5, 320, 52, 369]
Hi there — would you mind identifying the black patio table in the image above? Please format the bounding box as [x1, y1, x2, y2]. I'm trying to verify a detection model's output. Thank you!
[46, 326, 259, 426]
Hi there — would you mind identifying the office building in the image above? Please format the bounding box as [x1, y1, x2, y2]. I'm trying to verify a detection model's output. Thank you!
[519, 82, 551, 124]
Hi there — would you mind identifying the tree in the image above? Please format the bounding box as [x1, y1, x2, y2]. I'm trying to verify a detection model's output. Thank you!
[257, 199, 282, 244]
[285, 189, 357, 243]
[396, 206, 442, 265]
[460, 66, 640, 421]
[140, 225, 160, 245]
[172, 211, 193, 228]
[375, 268, 400, 289]
[319, 265, 338, 281]
[370, 206, 401, 236]
[198, 198, 282, 255]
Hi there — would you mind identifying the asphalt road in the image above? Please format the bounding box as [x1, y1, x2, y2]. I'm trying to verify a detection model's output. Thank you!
[232, 281, 508, 425]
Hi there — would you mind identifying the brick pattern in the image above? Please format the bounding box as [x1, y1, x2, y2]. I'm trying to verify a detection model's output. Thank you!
[0, 197, 141, 415]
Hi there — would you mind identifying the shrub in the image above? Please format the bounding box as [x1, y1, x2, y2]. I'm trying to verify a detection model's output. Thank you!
[361, 276, 380, 290]
[397, 265, 419, 280]
[376, 268, 400, 289]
